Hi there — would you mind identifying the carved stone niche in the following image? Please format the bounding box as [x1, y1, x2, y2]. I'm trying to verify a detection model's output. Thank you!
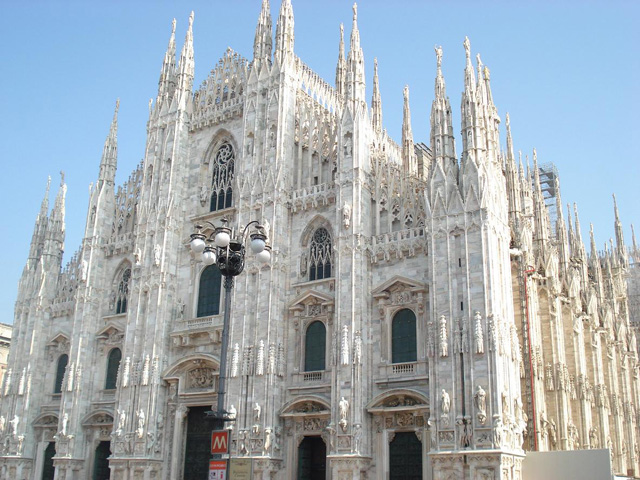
[46, 333, 70, 361]
[372, 276, 429, 362]
[96, 324, 125, 354]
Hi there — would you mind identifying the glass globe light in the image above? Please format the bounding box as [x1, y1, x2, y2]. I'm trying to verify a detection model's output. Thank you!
[250, 233, 266, 254]
[214, 229, 231, 248]
[190, 235, 206, 254]
[256, 245, 271, 264]
[202, 246, 217, 266]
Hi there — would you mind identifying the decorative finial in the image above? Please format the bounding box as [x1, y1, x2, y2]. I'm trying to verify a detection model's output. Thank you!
[172, 18, 176, 35]
[435, 45, 443, 69]
[463, 36, 471, 58]
[115, 98, 120, 114]
[374, 57, 378, 68]
[483, 65, 490, 81]
[148, 98, 153, 114]
[60, 171, 65, 186]
[403, 85, 409, 100]
[476, 53, 482, 67]
[353, 3, 358, 21]
[189, 11, 194, 28]
[505, 112, 510, 128]
[340, 23, 344, 37]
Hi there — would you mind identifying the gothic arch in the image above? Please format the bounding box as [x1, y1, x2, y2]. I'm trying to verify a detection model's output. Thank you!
[163, 353, 221, 379]
[81, 410, 114, 427]
[366, 389, 430, 411]
[300, 215, 334, 248]
[111, 260, 132, 315]
[203, 129, 239, 165]
[280, 395, 331, 416]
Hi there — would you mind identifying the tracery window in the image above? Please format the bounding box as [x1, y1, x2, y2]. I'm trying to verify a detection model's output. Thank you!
[210, 143, 235, 212]
[304, 321, 326, 372]
[392, 309, 417, 363]
[105, 347, 122, 390]
[309, 228, 332, 281]
[197, 265, 222, 317]
[115, 267, 131, 314]
[54, 354, 68, 394]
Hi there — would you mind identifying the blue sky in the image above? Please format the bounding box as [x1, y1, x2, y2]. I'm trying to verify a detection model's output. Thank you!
[1, 1, 638, 322]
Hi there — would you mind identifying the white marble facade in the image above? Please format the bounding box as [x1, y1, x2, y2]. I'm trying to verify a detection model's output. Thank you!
[2, 2, 639, 479]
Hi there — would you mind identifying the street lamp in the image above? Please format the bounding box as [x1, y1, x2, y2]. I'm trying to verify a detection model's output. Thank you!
[190, 218, 271, 429]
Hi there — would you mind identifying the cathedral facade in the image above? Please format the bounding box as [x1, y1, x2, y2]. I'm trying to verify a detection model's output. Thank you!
[2, 2, 638, 479]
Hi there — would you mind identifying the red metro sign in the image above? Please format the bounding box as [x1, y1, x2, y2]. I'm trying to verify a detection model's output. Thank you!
[211, 430, 229, 454]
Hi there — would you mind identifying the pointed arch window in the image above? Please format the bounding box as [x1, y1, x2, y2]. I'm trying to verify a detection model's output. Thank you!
[197, 265, 222, 317]
[392, 309, 417, 363]
[304, 321, 326, 372]
[210, 142, 235, 212]
[115, 267, 131, 314]
[54, 354, 68, 394]
[309, 227, 332, 281]
[105, 347, 122, 390]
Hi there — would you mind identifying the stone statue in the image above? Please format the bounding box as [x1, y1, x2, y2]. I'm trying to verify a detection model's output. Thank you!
[589, 427, 599, 448]
[492, 415, 503, 447]
[342, 203, 351, 229]
[9, 415, 19, 436]
[325, 423, 336, 452]
[352, 423, 362, 454]
[441, 389, 451, 415]
[137, 410, 145, 438]
[122, 357, 130, 387]
[154, 244, 161, 266]
[134, 247, 141, 265]
[463, 36, 471, 58]
[353, 331, 362, 365]
[253, 403, 261, 422]
[117, 409, 126, 435]
[264, 428, 272, 453]
[227, 405, 237, 421]
[435, 45, 443, 68]
[60, 413, 68, 437]
[474, 385, 487, 425]
[0, 415, 5, 433]
[339, 397, 349, 421]
[339, 396, 349, 432]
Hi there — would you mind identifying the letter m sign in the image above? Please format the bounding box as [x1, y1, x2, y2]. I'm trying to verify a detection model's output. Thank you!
[211, 430, 229, 454]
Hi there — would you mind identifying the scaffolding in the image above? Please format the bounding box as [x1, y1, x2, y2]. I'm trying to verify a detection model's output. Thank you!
[538, 162, 559, 236]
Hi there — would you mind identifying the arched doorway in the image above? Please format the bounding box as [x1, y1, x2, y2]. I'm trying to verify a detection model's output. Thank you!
[297, 436, 326, 480]
[389, 432, 422, 479]
[92, 441, 111, 480]
[183, 406, 216, 479]
[41, 442, 56, 480]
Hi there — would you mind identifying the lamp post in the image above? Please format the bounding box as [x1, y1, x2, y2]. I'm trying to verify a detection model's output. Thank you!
[190, 218, 271, 429]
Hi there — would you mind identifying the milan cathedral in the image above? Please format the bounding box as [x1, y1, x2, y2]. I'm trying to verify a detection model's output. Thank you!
[2, 2, 638, 479]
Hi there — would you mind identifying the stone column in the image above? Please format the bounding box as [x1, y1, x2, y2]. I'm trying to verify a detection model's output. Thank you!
[169, 405, 188, 480]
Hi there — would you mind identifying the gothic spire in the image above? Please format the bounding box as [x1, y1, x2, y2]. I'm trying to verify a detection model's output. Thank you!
[461, 36, 479, 165]
[335, 24, 346, 96]
[177, 12, 195, 95]
[613, 194, 626, 255]
[430, 45, 457, 175]
[253, 0, 273, 65]
[44, 173, 66, 261]
[157, 19, 177, 100]
[346, 3, 365, 105]
[275, 0, 294, 64]
[98, 99, 119, 189]
[27, 177, 51, 267]
[371, 58, 382, 133]
[504, 114, 521, 218]
[402, 85, 416, 175]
